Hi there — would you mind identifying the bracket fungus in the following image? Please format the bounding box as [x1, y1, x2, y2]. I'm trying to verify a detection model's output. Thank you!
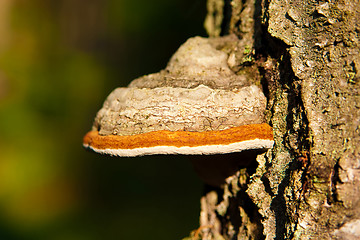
[83, 36, 273, 159]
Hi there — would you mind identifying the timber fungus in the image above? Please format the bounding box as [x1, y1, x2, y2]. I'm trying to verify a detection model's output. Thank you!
[83, 37, 273, 155]
[83, 36, 273, 157]
[83, 36, 274, 186]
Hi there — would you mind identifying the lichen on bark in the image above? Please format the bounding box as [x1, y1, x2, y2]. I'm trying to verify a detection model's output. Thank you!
[264, 0, 360, 239]
[196, 0, 360, 239]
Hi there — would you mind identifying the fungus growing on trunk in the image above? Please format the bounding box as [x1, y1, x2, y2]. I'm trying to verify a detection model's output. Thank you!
[83, 36, 274, 185]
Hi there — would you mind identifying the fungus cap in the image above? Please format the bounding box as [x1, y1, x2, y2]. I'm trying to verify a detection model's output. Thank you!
[83, 36, 274, 157]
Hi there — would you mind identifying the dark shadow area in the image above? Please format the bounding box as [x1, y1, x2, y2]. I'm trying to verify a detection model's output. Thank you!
[195, 148, 266, 239]
[189, 149, 266, 187]
[220, 0, 233, 36]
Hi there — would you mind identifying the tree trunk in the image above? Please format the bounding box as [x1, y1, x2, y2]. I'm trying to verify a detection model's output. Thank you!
[196, 0, 360, 239]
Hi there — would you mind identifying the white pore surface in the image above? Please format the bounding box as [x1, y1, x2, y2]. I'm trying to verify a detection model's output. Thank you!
[83, 139, 274, 157]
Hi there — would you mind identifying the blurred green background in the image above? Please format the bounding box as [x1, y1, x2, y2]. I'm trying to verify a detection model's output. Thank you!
[0, 0, 207, 239]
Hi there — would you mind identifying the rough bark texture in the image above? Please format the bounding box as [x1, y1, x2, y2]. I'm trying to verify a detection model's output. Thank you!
[195, 0, 360, 239]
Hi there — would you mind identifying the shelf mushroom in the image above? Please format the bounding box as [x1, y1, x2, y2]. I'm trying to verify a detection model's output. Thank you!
[83, 36, 273, 158]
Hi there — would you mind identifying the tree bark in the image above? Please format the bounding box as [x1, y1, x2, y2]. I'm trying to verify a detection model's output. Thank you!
[196, 0, 360, 239]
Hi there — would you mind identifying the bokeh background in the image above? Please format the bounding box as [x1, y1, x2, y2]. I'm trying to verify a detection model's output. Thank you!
[0, 0, 207, 239]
